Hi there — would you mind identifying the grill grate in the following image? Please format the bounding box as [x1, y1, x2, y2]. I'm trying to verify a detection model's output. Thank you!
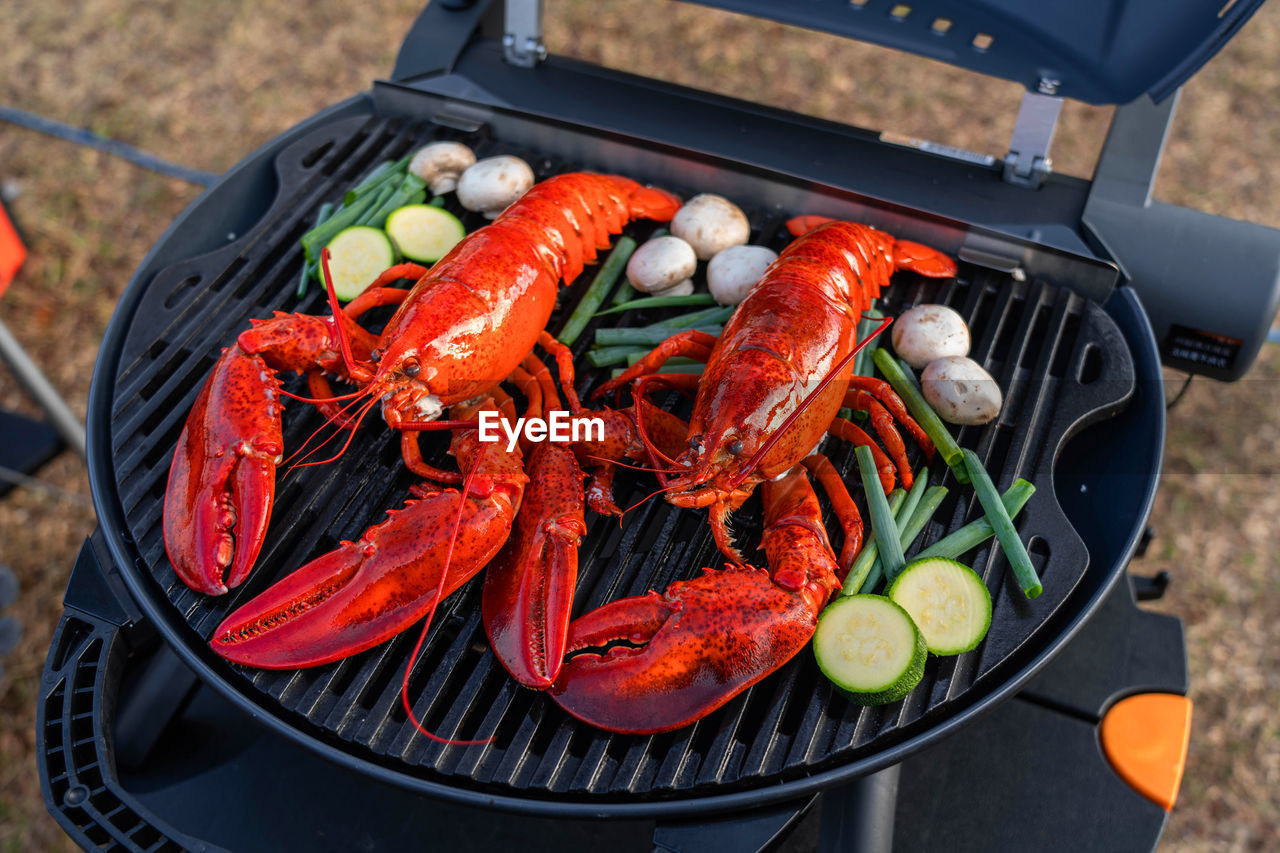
[103, 112, 1133, 802]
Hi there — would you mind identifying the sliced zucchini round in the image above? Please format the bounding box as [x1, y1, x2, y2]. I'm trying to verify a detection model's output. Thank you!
[888, 557, 992, 656]
[324, 226, 395, 301]
[384, 203, 465, 263]
[813, 594, 926, 706]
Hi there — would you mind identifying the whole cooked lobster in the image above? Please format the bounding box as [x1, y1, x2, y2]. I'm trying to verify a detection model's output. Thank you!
[163, 173, 681, 672]
[550, 218, 956, 732]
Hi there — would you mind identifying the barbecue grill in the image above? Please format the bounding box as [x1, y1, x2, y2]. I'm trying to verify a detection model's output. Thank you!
[38, 1, 1280, 850]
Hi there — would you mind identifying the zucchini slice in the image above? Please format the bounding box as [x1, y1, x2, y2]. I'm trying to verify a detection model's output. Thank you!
[888, 557, 992, 656]
[324, 226, 395, 301]
[813, 594, 926, 705]
[384, 204, 465, 262]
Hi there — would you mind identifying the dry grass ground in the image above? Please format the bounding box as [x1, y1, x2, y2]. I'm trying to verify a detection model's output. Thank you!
[0, 1, 1276, 850]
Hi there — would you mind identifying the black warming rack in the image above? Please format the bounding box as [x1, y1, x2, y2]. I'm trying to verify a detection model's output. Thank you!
[40, 1, 1280, 850]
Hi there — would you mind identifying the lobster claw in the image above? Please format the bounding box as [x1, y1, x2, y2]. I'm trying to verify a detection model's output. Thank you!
[549, 565, 822, 734]
[211, 434, 525, 669]
[164, 346, 283, 595]
[482, 444, 586, 689]
[549, 466, 841, 734]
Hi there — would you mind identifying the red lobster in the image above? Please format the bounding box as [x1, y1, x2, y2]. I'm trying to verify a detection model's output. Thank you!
[163, 174, 681, 667]
[549, 219, 956, 733]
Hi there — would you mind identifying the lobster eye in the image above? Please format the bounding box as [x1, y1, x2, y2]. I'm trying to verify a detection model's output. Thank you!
[370, 348, 383, 363]
[403, 360, 421, 378]
[727, 439, 744, 455]
[689, 434, 703, 451]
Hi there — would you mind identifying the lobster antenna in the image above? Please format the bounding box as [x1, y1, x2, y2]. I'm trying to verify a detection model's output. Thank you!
[400, 425, 494, 747]
[320, 248, 367, 382]
[277, 387, 366, 404]
[727, 315, 892, 490]
[286, 394, 381, 471]
[281, 387, 376, 467]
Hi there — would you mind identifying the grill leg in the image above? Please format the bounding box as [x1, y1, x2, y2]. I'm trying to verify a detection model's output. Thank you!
[0, 318, 85, 457]
[817, 764, 900, 853]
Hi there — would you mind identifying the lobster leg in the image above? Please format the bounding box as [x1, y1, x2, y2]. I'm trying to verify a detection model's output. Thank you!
[549, 466, 839, 734]
[210, 398, 527, 668]
[827, 417, 896, 494]
[846, 377, 934, 459]
[802, 453, 863, 573]
[592, 329, 717, 400]
[847, 390, 914, 490]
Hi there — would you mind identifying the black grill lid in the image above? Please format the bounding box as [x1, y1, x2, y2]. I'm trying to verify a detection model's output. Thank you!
[687, 0, 1264, 105]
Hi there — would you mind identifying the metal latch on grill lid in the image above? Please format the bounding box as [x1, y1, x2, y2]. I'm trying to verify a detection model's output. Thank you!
[502, 0, 546, 67]
[1003, 87, 1063, 189]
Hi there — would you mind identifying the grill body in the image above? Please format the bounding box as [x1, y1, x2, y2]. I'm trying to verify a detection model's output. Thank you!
[65, 80, 1158, 819]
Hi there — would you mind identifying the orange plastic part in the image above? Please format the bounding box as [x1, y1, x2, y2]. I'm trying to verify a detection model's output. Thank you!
[1100, 693, 1192, 811]
[0, 202, 26, 298]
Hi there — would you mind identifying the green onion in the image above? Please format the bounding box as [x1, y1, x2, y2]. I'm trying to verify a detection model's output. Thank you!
[855, 445, 907, 585]
[362, 174, 427, 230]
[863, 485, 949, 591]
[428, 195, 445, 207]
[896, 469, 930, 535]
[852, 307, 883, 377]
[842, 488, 906, 596]
[873, 349, 968, 483]
[626, 354, 700, 367]
[594, 324, 721, 348]
[898, 357, 922, 392]
[587, 345, 645, 368]
[301, 191, 382, 261]
[915, 480, 1035, 561]
[652, 305, 734, 329]
[610, 282, 637, 307]
[343, 154, 409, 204]
[558, 236, 638, 346]
[595, 293, 717, 316]
[962, 450, 1042, 598]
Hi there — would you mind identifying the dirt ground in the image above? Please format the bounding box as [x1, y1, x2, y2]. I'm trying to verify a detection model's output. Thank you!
[0, 2, 1276, 850]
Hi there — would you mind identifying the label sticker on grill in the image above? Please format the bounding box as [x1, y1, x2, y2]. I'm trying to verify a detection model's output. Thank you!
[1164, 324, 1242, 372]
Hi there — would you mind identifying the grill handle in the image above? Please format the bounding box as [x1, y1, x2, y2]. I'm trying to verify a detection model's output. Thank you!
[38, 534, 222, 852]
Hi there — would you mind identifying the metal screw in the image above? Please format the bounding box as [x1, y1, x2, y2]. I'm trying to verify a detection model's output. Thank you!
[1037, 77, 1061, 95]
[63, 785, 89, 807]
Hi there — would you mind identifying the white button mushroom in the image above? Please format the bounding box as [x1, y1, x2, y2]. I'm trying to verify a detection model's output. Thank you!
[921, 356, 1003, 425]
[456, 155, 535, 218]
[670, 194, 751, 260]
[891, 304, 971, 369]
[408, 142, 476, 195]
[626, 236, 698, 293]
[650, 279, 695, 297]
[706, 245, 777, 305]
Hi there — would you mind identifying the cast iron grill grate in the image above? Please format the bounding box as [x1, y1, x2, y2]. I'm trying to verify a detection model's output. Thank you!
[102, 113, 1132, 802]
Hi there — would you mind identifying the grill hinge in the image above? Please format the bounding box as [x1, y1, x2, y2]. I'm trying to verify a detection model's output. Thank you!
[502, 0, 546, 67]
[1002, 87, 1063, 189]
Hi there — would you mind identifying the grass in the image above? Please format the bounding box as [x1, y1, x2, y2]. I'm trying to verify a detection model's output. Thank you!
[1, 1, 1278, 850]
